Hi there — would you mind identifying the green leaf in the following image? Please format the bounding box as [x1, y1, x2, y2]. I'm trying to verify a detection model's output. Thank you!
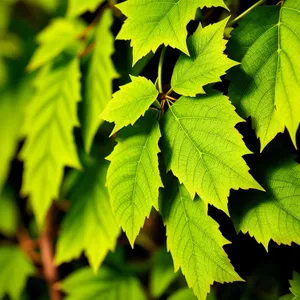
[150, 247, 179, 298]
[21, 57, 82, 226]
[0, 84, 27, 193]
[61, 267, 147, 300]
[0, 189, 19, 237]
[290, 272, 300, 300]
[168, 288, 197, 300]
[55, 160, 120, 272]
[27, 19, 84, 71]
[0, 0, 16, 34]
[101, 76, 159, 136]
[24, 0, 59, 12]
[68, 0, 105, 17]
[82, 10, 119, 152]
[231, 159, 300, 250]
[117, 0, 228, 64]
[161, 181, 242, 300]
[0, 246, 35, 300]
[171, 18, 238, 97]
[161, 91, 262, 214]
[168, 288, 215, 300]
[228, 1, 300, 150]
[106, 110, 162, 247]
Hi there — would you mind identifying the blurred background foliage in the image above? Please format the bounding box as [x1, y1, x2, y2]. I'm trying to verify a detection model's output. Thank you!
[0, 0, 299, 299]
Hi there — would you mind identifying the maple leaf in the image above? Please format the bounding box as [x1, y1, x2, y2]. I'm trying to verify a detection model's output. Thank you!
[117, 0, 228, 64]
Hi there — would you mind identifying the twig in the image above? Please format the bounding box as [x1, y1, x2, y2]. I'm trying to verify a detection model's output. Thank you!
[79, 43, 95, 58]
[39, 205, 61, 300]
[228, 0, 267, 27]
[17, 227, 40, 264]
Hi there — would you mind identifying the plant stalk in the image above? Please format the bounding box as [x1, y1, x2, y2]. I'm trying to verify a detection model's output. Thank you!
[158, 47, 166, 93]
[228, 0, 267, 27]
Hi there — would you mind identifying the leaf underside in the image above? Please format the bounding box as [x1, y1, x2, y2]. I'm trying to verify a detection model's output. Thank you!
[231, 158, 300, 250]
[228, 0, 300, 150]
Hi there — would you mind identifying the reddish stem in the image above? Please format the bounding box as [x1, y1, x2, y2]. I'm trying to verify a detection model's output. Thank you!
[39, 205, 61, 300]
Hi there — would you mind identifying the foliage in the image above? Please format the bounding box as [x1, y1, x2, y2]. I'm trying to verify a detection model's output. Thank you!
[0, 0, 299, 299]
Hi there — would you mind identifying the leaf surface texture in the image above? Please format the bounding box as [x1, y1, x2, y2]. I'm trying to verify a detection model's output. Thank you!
[161, 182, 241, 299]
[171, 18, 238, 97]
[161, 91, 262, 214]
[228, 0, 300, 149]
[106, 110, 162, 246]
[117, 0, 227, 64]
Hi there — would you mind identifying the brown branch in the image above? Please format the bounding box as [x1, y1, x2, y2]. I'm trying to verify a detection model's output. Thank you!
[17, 227, 41, 264]
[39, 205, 61, 300]
[79, 42, 95, 58]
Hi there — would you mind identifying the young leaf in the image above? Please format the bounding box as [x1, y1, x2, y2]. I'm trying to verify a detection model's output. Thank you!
[82, 10, 119, 152]
[101, 75, 158, 136]
[0, 246, 35, 300]
[27, 19, 84, 71]
[55, 160, 120, 273]
[106, 110, 162, 247]
[171, 18, 238, 97]
[290, 272, 300, 300]
[161, 91, 262, 214]
[161, 181, 242, 300]
[168, 288, 197, 300]
[61, 267, 147, 300]
[21, 57, 82, 226]
[228, 0, 300, 150]
[117, 0, 228, 64]
[0, 189, 19, 237]
[231, 158, 300, 250]
[150, 247, 179, 298]
[67, 0, 105, 17]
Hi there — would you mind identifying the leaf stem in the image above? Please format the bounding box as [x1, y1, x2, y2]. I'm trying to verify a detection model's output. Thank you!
[166, 88, 173, 96]
[158, 47, 166, 93]
[228, 0, 267, 27]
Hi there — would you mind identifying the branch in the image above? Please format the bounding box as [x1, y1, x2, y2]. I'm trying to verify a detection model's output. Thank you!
[39, 205, 61, 300]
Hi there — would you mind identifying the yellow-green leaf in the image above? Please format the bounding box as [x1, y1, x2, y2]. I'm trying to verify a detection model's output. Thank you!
[0, 246, 35, 300]
[101, 76, 158, 136]
[161, 91, 262, 214]
[117, 0, 228, 64]
[228, 0, 300, 150]
[106, 110, 162, 247]
[161, 181, 242, 299]
[231, 158, 300, 250]
[82, 10, 119, 152]
[55, 160, 120, 273]
[171, 18, 238, 97]
[27, 18, 84, 71]
[68, 0, 105, 17]
[21, 56, 82, 226]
